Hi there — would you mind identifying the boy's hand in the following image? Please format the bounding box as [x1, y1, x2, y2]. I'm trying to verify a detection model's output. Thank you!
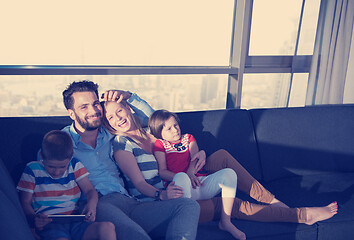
[101, 90, 132, 103]
[191, 150, 206, 173]
[30, 228, 41, 240]
[81, 204, 96, 222]
[35, 213, 52, 230]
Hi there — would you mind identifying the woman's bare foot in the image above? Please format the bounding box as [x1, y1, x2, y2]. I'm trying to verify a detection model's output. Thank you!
[218, 220, 246, 240]
[304, 202, 338, 225]
[270, 198, 289, 208]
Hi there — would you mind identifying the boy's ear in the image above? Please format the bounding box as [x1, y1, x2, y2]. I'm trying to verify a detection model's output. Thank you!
[39, 151, 43, 160]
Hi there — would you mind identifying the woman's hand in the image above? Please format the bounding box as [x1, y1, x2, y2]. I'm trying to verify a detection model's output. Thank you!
[162, 182, 184, 200]
[101, 90, 132, 103]
[191, 150, 206, 173]
[34, 213, 52, 231]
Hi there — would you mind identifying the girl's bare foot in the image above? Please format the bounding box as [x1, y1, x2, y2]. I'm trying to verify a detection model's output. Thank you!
[270, 198, 289, 208]
[304, 202, 338, 225]
[218, 220, 246, 240]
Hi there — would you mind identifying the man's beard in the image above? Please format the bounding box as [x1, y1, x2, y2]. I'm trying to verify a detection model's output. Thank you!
[75, 112, 102, 131]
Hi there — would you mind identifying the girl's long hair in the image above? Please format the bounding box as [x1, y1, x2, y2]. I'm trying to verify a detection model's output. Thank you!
[101, 100, 148, 143]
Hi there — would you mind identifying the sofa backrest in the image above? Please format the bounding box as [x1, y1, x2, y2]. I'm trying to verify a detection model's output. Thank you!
[178, 108, 263, 180]
[250, 105, 354, 182]
[0, 116, 72, 185]
[0, 109, 263, 185]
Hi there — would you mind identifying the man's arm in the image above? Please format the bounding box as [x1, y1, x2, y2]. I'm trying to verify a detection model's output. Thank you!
[102, 90, 155, 127]
[127, 93, 154, 127]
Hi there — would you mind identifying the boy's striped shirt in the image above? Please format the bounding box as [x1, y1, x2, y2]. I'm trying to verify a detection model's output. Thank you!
[17, 158, 88, 215]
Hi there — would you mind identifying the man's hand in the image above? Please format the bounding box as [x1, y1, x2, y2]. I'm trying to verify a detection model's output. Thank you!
[163, 182, 184, 200]
[101, 90, 132, 103]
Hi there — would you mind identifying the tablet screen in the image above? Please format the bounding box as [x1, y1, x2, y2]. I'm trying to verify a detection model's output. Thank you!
[48, 215, 86, 224]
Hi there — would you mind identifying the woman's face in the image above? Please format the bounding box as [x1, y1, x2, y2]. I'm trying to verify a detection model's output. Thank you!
[104, 101, 134, 133]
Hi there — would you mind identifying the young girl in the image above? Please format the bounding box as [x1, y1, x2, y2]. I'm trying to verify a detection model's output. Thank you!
[149, 109, 246, 240]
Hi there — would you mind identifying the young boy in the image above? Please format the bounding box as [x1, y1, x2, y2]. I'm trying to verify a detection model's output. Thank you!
[17, 130, 116, 240]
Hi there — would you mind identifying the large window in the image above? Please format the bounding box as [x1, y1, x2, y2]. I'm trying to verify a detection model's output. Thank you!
[0, 0, 234, 66]
[241, 0, 320, 109]
[0, 0, 322, 116]
[0, 75, 227, 116]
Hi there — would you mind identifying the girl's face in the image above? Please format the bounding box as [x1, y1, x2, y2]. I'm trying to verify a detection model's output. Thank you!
[161, 116, 181, 143]
[104, 101, 135, 133]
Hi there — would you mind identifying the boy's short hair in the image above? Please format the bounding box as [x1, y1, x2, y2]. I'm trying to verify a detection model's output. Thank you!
[41, 130, 74, 161]
[148, 109, 180, 139]
[62, 80, 99, 110]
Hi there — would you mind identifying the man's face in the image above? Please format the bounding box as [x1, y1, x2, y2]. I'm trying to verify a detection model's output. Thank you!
[69, 91, 103, 131]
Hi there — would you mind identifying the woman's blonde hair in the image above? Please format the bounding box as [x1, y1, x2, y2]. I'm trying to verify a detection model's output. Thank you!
[101, 100, 148, 143]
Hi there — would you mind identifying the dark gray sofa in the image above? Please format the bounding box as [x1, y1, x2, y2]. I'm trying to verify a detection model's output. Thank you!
[1, 104, 353, 240]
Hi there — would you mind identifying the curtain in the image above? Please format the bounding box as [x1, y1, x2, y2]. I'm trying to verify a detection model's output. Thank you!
[306, 0, 354, 105]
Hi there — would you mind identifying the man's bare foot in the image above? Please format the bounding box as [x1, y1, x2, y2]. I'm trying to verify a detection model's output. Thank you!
[270, 198, 289, 208]
[218, 220, 246, 240]
[304, 202, 338, 225]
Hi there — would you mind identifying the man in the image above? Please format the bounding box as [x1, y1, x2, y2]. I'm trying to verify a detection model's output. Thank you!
[61, 80, 200, 240]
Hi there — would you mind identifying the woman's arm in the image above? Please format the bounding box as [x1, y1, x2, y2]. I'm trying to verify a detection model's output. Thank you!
[127, 93, 155, 126]
[114, 150, 183, 200]
[115, 150, 158, 198]
[154, 151, 177, 182]
[77, 176, 98, 222]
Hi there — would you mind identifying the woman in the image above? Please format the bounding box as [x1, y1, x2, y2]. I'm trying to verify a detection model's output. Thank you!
[101, 99, 338, 227]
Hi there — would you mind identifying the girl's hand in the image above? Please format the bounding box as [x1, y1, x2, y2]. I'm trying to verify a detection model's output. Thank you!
[35, 213, 52, 230]
[187, 168, 202, 188]
[164, 182, 184, 200]
[188, 173, 202, 189]
[81, 204, 96, 222]
[191, 150, 206, 173]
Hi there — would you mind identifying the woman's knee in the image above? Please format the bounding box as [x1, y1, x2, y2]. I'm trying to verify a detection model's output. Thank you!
[213, 149, 231, 159]
[97, 222, 116, 236]
[206, 149, 233, 172]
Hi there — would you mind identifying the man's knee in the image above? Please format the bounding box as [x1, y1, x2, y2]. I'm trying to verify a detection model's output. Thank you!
[175, 198, 200, 215]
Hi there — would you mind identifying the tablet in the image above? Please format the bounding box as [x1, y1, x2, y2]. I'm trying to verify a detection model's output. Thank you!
[48, 215, 86, 224]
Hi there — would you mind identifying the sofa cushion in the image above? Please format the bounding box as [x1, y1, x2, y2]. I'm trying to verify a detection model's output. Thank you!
[197, 218, 317, 240]
[0, 158, 34, 240]
[250, 105, 354, 182]
[178, 109, 263, 180]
